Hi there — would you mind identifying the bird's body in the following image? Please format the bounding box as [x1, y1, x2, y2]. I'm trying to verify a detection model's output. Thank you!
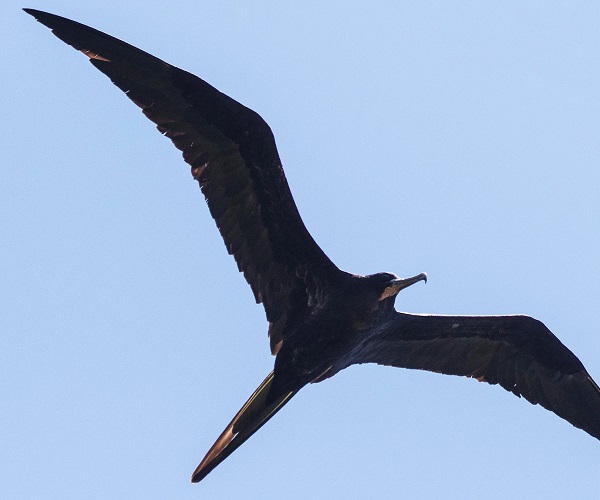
[25, 8, 600, 484]
[273, 272, 426, 394]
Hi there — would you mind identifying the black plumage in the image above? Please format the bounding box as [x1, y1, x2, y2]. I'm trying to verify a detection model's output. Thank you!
[25, 8, 600, 484]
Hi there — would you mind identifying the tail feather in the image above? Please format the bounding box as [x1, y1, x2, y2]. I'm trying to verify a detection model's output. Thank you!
[191, 371, 296, 483]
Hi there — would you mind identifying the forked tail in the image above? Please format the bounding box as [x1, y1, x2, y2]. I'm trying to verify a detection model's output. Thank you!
[191, 371, 296, 482]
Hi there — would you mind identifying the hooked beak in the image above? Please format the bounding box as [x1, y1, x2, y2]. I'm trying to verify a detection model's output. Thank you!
[380, 272, 427, 301]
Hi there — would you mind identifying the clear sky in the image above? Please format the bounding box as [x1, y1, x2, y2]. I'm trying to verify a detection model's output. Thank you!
[3, 2, 600, 499]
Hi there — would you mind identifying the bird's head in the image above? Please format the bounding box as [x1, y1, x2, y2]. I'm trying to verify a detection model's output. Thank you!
[369, 271, 428, 302]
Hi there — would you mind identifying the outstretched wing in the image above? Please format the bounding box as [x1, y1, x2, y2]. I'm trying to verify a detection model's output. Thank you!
[353, 312, 600, 439]
[25, 9, 340, 353]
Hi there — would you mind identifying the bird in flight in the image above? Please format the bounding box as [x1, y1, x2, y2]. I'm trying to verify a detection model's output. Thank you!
[25, 8, 600, 483]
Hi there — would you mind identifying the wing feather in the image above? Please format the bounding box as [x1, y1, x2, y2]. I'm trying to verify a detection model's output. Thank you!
[25, 9, 340, 352]
[354, 312, 600, 439]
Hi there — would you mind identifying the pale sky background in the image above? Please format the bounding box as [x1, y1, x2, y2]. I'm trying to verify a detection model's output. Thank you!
[3, 2, 600, 499]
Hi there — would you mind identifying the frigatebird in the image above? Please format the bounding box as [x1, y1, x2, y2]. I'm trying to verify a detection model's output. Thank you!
[25, 8, 600, 483]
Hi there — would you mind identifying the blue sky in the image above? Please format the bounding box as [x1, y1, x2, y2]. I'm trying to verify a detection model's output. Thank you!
[3, 2, 600, 498]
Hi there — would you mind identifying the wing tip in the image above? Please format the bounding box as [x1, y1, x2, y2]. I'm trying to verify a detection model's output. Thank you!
[23, 8, 57, 24]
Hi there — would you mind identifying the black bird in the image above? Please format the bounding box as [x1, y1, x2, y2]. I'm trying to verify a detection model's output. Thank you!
[25, 8, 600, 483]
